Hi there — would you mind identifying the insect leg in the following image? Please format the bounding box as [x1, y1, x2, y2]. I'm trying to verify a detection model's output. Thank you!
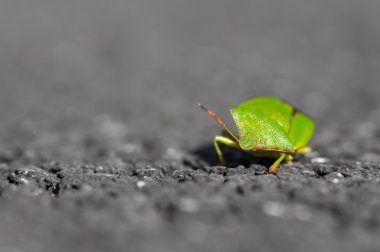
[213, 135, 240, 165]
[295, 146, 312, 154]
[284, 154, 294, 162]
[268, 153, 286, 174]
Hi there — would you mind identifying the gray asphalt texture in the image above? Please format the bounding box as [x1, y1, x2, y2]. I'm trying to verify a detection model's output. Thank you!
[1, 1, 380, 252]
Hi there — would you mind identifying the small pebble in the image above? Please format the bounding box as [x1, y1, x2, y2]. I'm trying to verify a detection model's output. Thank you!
[331, 178, 339, 184]
[262, 201, 286, 217]
[136, 181, 147, 189]
[311, 157, 330, 164]
[325, 172, 343, 183]
[301, 170, 316, 176]
[19, 178, 30, 185]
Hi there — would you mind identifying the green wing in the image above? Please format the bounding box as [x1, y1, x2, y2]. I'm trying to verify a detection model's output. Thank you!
[235, 97, 293, 133]
[289, 112, 315, 149]
[230, 97, 293, 151]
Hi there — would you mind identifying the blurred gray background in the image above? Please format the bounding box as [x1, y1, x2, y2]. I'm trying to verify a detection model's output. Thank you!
[1, 0, 380, 155]
[2, 1, 380, 252]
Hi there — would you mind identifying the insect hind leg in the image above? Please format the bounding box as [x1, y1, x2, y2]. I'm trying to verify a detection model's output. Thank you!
[213, 135, 240, 165]
[284, 154, 294, 162]
[295, 146, 312, 154]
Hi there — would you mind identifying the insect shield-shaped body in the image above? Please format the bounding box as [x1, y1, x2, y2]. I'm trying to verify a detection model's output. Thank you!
[199, 97, 315, 174]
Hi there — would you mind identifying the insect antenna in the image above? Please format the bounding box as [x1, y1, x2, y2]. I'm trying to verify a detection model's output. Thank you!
[198, 103, 239, 142]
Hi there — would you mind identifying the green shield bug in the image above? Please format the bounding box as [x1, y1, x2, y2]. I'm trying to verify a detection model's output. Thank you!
[199, 97, 315, 174]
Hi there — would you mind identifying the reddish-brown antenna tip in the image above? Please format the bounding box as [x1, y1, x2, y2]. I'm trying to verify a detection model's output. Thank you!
[198, 103, 216, 116]
[198, 103, 208, 111]
[197, 102, 238, 141]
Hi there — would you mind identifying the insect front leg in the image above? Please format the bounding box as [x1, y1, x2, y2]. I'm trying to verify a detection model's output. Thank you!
[213, 135, 240, 165]
[268, 153, 286, 174]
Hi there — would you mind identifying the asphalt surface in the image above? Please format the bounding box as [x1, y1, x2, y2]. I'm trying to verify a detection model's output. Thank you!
[1, 1, 380, 252]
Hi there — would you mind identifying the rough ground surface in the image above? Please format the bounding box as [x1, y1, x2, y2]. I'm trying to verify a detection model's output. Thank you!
[1, 1, 380, 252]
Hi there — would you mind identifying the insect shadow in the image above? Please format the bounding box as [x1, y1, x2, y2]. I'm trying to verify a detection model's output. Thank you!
[192, 143, 276, 168]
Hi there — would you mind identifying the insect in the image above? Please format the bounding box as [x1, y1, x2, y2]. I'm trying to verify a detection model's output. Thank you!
[199, 97, 315, 174]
